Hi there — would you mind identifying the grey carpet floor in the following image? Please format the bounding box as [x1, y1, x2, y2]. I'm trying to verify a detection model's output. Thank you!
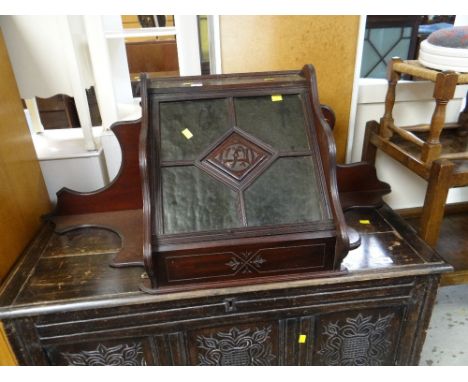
[419, 284, 468, 366]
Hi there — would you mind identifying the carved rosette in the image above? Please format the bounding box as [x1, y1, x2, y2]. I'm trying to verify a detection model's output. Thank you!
[199, 130, 275, 187]
[197, 326, 276, 366]
[61, 343, 146, 366]
[317, 313, 394, 366]
[204, 132, 270, 180]
[225, 251, 266, 274]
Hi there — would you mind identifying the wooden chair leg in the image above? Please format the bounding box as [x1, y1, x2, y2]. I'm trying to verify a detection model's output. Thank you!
[379, 58, 402, 139]
[362, 120, 379, 165]
[419, 159, 455, 247]
[421, 71, 459, 164]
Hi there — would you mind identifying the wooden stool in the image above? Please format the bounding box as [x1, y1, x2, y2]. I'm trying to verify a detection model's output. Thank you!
[362, 58, 468, 247]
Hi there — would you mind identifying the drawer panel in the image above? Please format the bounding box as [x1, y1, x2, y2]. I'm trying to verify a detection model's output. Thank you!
[161, 242, 332, 284]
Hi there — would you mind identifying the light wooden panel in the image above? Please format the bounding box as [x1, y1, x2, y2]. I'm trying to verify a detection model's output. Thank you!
[219, 16, 360, 163]
[122, 15, 141, 29]
[0, 323, 17, 366]
[0, 29, 51, 283]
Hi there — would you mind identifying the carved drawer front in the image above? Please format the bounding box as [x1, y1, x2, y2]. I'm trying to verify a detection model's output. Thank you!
[160, 240, 334, 285]
[45, 338, 153, 366]
[313, 308, 404, 366]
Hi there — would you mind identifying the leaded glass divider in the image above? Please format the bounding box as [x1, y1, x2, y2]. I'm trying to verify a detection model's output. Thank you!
[156, 92, 329, 235]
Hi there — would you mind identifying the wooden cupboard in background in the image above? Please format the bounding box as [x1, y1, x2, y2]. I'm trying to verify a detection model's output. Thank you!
[0, 29, 51, 365]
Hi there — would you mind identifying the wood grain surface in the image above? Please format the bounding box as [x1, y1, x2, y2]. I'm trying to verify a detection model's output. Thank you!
[219, 16, 360, 163]
[0, 29, 51, 365]
[0, 322, 17, 365]
[0, 29, 50, 282]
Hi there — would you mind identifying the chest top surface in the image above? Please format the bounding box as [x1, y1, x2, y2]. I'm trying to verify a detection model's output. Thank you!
[0, 205, 451, 320]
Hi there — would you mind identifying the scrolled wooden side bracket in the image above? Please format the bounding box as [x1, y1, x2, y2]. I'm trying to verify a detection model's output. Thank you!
[45, 119, 145, 268]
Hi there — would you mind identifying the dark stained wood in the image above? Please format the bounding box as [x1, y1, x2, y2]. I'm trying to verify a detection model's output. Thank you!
[51, 210, 144, 267]
[43, 66, 398, 294]
[0, 61, 452, 365]
[397, 201, 468, 218]
[302, 65, 349, 268]
[53, 120, 143, 215]
[406, 210, 468, 285]
[47, 119, 145, 267]
[195, 126, 281, 191]
[36, 94, 80, 129]
[139, 65, 358, 292]
[320, 104, 335, 129]
[138, 73, 154, 287]
[362, 120, 379, 164]
[337, 162, 391, 210]
[0, 205, 451, 365]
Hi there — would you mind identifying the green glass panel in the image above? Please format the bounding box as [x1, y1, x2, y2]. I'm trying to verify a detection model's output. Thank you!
[159, 98, 230, 162]
[360, 40, 380, 77]
[369, 27, 402, 53]
[362, 26, 413, 79]
[367, 61, 388, 79]
[402, 26, 412, 38]
[244, 157, 323, 227]
[234, 94, 309, 152]
[162, 166, 240, 234]
[387, 40, 411, 62]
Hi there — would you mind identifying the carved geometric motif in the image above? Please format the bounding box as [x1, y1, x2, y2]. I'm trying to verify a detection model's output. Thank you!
[202, 132, 272, 182]
[317, 313, 394, 366]
[61, 343, 146, 366]
[225, 251, 267, 274]
[197, 326, 276, 366]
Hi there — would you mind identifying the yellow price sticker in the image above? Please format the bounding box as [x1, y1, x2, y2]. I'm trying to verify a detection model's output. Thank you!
[181, 128, 193, 139]
[298, 334, 307, 344]
[271, 94, 283, 102]
[359, 219, 371, 225]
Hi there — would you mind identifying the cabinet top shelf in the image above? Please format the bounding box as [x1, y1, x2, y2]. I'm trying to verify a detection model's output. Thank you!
[105, 27, 177, 39]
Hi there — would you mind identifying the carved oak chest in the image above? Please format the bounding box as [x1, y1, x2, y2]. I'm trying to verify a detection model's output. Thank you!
[0, 66, 449, 365]
[0, 205, 451, 365]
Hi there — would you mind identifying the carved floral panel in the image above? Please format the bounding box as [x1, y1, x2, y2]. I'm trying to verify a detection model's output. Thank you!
[61, 342, 146, 366]
[197, 326, 276, 366]
[317, 313, 395, 366]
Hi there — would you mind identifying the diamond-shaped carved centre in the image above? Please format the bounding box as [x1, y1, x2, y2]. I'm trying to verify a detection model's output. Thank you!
[203, 132, 271, 181]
